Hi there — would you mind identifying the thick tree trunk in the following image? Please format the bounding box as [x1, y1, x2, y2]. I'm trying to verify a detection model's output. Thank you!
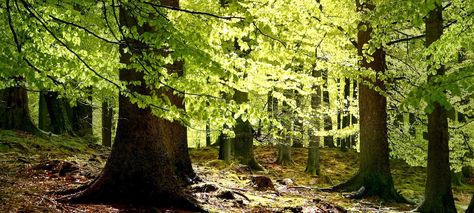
[467, 195, 474, 213]
[38, 92, 50, 131]
[68, 1, 200, 210]
[233, 90, 264, 171]
[328, 2, 405, 202]
[0, 86, 36, 132]
[417, 3, 456, 212]
[44, 92, 74, 135]
[101, 101, 113, 147]
[72, 96, 93, 136]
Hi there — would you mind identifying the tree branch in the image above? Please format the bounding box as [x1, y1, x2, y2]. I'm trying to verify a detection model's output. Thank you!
[141, 1, 244, 20]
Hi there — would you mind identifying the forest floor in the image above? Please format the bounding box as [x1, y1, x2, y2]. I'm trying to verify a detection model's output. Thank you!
[0, 130, 473, 212]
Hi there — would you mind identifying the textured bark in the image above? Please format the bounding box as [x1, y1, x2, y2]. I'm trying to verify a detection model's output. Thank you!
[328, 2, 404, 202]
[38, 92, 50, 131]
[72, 96, 93, 136]
[417, 3, 456, 212]
[0, 86, 36, 132]
[233, 90, 264, 171]
[277, 144, 294, 166]
[101, 101, 113, 147]
[68, 1, 200, 210]
[44, 92, 74, 135]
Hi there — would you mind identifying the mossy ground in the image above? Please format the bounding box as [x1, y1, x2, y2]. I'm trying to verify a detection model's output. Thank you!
[0, 130, 473, 212]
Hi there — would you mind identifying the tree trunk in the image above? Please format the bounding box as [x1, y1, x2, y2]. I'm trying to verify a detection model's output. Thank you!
[218, 133, 232, 163]
[101, 101, 113, 147]
[417, 3, 456, 212]
[0, 86, 36, 132]
[205, 121, 211, 146]
[44, 92, 74, 135]
[328, 2, 405, 202]
[68, 1, 200, 210]
[306, 68, 321, 176]
[38, 92, 50, 131]
[277, 143, 294, 166]
[467, 195, 474, 213]
[72, 96, 93, 136]
[233, 90, 264, 171]
[322, 69, 334, 147]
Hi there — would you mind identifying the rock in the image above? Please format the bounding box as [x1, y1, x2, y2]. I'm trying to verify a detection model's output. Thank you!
[280, 178, 293, 185]
[217, 190, 235, 200]
[251, 175, 275, 191]
[191, 183, 219, 193]
[58, 162, 79, 176]
[283, 206, 303, 213]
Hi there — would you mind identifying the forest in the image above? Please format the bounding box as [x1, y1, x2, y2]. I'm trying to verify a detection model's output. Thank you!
[0, 0, 474, 212]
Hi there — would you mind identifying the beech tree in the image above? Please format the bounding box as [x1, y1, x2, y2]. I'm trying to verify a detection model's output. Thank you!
[417, 1, 456, 211]
[327, 1, 405, 201]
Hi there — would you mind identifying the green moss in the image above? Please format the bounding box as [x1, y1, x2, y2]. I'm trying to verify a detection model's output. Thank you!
[0, 130, 99, 157]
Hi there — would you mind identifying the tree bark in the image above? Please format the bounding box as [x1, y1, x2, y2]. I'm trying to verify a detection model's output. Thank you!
[306, 68, 321, 176]
[322, 69, 334, 147]
[38, 91, 50, 131]
[68, 1, 200, 210]
[101, 101, 113, 147]
[233, 90, 264, 171]
[467, 195, 474, 213]
[327, 2, 405, 202]
[43, 92, 74, 135]
[72, 95, 93, 136]
[205, 121, 211, 146]
[0, 86, 36, 132]
[277, 143, 294, 166]
[417, 3, 456, 212]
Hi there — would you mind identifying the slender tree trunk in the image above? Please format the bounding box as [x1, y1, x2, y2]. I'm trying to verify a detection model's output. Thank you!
[205, 121, 211, 146]
[417, 3, 456, 212]
[322, 70, 334, 147]
[101, 101, 113, 147]
[72, 96, 93, 136]
[327, 2, 405, 202]
[306, 68, 322, 176]
[233, 90, 264, 171]
[0, 86, 36, 132]
[68, 1, 200, 210]
[38, 92, 50, 131]
[293, 93, 304, 148]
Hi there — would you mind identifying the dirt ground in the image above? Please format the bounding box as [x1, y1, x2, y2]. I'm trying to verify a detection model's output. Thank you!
[0, 130, 473, 212]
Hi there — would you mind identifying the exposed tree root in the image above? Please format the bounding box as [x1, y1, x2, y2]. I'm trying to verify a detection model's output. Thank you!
[320, 173, 411, 204]
[62, 185, 204, 212]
